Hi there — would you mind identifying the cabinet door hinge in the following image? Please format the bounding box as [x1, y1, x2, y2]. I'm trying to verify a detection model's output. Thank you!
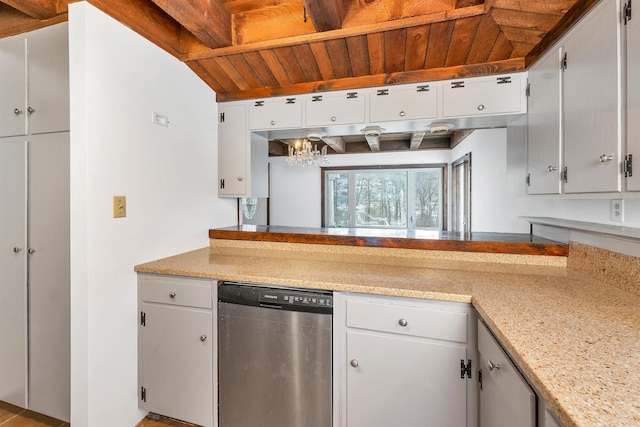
[451, 81, 465, 89]
[526, 173, 531, 187]
[219, 112, 225, 123]
[461, 359, 472, 379]
[141, 386, 147, 402]
[377, 89, 389, 96]
[496, 76, 512, 84]
[220, 179, 225, 189]
[625, 154, 633, 177]
[478, 369, 483, 390]
[285, 98, 296, 104]
[562, 166, 568, 183]
[624, 0, 632, 25]
[526, 82, 531, 97]
[346, 92, 358, 99]
[561, 52, 568, 71]
[140, 311, 146, 327]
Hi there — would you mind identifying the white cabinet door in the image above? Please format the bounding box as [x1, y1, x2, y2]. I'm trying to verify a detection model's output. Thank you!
[305, 91, 365, 126]
[563, 0, 622, 193]
[28, 23, 70, 135]
[626, 0, 640, 191]
[139, 302, 213, 427]
[527, 47, 563, 195]
[478, 320, 535, 427]
[28, 132, 70, 422]
[369, 84, 437, 122]
[443, 75, 523, 117]
[218, 104, 247, 197]
[0, 37, 27, 138]
[0, 138, 28, 408]
[346, 330, 467, 427]
[248, 96, 302, 130]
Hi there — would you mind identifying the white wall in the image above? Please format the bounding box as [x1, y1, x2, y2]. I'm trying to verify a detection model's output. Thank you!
[69, 3, 236, 426]
[269, 130, 528, 232]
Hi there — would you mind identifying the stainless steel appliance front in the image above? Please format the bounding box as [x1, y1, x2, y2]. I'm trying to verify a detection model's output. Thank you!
[218, 282, 332, 427]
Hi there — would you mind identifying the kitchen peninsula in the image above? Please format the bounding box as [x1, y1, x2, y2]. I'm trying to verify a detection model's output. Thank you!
[135, 225, 640, 427]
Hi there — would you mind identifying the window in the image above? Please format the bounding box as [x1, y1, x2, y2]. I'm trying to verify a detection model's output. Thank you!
[322, 165, 447, 230]
[451, 153, 471, 232]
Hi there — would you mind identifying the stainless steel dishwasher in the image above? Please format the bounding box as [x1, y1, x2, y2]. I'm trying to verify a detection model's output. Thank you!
[217, 282, 333, 427]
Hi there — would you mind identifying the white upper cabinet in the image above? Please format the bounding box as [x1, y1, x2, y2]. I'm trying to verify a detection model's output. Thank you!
[443, 74, 525, 118]
[369, 84, 437, 122]
[626, 0, 640, 191]
[527, 46, 563, 195]
[305, 90, 365, 126]
[248, 96, 302, 130]
[0, 23, 69, 139]
[0, 38, 27, 138]
[563, 0, 622, 193]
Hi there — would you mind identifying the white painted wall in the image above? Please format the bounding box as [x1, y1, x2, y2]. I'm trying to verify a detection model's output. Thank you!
[269, 131, 527, 232]
[68, 3, 236, 426]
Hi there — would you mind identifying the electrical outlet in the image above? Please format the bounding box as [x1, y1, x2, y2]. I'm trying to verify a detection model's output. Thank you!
[113, 196, 126, 218]
[611, 199, 624, 223]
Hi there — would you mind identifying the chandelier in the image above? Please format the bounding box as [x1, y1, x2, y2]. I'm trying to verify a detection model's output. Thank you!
[286, 138, 329, 167]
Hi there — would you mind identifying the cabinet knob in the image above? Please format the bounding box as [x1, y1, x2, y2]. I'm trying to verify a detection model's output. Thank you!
[599, 154, 614, 162]
[398, 318, 408, 327]
[27, 248, 36, 254]
[488, 360, 500, 371]
[331, 116, 337, 122]
[350, 359, 359, 368]
[547, 166, 558, 172]
[13, 247, 23, 253]
[399, 111, 406, 117]
[200, 335, 207, 342]
[169, 292, 177, 298]
[237, 176, 243, 181]
[27, 107, 36, 114]
[14, 108, 23, 115]
[477, 104, 485, 111]
[270, 120, 276, 126]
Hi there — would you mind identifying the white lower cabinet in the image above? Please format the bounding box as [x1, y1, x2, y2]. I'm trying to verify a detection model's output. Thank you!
[138, 274, 216, 427]
[336, 293, 477, 427]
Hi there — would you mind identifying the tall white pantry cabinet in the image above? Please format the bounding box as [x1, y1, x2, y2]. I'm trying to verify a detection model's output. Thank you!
[0, 23, 70, 422]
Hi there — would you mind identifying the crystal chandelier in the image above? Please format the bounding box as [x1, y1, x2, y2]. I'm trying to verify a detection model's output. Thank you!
[286, 138, 329, 167]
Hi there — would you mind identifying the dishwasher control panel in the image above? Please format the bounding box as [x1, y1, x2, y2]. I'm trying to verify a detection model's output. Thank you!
[218, 282, 333, 314]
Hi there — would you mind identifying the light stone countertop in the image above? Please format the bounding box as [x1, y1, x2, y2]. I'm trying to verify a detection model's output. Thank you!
[135, 241, 640, 427]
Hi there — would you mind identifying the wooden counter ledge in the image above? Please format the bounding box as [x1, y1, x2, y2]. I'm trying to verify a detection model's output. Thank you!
[209, 225, 568, 256]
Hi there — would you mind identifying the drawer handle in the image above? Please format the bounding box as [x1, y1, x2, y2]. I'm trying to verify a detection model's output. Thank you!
[488, 360, 500, 371]
[599, 154, 614, 162]
[331, 116, 337, 122]
[169, 292, 177, 298]
[270, 120, 276, 125]
[350, 359, 359, 368]
[398, 318, 408, 327]
[14, 108, 24, 115]
[399, 111, 406, 117]
[200, 335, 207, 342]
[477, 104, 485, 111]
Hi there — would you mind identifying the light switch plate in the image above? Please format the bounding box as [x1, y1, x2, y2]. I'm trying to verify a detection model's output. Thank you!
[113, 196, 126, 218]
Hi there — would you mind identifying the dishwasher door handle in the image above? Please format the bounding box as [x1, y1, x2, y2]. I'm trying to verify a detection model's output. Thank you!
[259, 302, 283, 309]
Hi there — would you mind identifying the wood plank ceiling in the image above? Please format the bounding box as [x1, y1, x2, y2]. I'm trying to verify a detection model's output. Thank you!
[1, 0, 602, 103]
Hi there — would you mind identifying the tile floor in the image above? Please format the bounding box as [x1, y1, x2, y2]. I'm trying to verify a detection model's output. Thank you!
[0, 401, 195, 427]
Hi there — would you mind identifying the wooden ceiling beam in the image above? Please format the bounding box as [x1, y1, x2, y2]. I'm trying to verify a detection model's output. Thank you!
[1, 0, 66, 19]
[410, 132, 426, 150]
[302, 0, 343, 32]
[150, 0, 231, 48]
[322, 136, 346, 153]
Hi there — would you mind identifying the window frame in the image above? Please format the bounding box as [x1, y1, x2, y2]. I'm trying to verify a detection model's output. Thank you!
[321, 163, 448, 230]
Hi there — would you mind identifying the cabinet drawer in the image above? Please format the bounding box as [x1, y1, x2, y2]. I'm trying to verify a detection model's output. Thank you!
[346, 299, 467, 343]
[369, 85, 437, 122]
[138, 274, 213, 309]
[248, 97, 302, 130]
[443, 75, 523, 117]
[305, 92, 365, 126]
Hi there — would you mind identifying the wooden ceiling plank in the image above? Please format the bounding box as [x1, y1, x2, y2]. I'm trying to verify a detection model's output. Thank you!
[425, 20, 455, 69]
[291, 43, 324, 82]
[445, 15, 481, 67]
[216, 57, 525, 101]
[510, 41, 535, 57]
[1, 0, 66, 19]
[0, 3, 67, 38]
[183, 5, 485, 61]
[344, 35, 370, 77]
[259, 49, 294, 86]
[491, 8, 560, 33]
[301, 0, 344, 31]
[222, 0, 299, 14]
[191, 58, 240, 93]
[367, 32, 385, 75]
[455, 0, 484, 7]
[186, 61, 227, 93]
[273, 46, 307, 83]
[224, 53, 267, 88]
[500, 25, 545, 45]
[493, 0, 574, 16]
[487, 31, 514, 62]
[325, 38, 352, 79]
[308, 41, 337, 80]
[150, 0, 231, 48]
[233, 2, 315, 44]
[405, 24, 429, 71]
[465, 13, 500, 64]
[242, 51, 280, 88]
[344, 0, 455, 28]
[383, 28, 407, 74]
[211, 56, 252, 91]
